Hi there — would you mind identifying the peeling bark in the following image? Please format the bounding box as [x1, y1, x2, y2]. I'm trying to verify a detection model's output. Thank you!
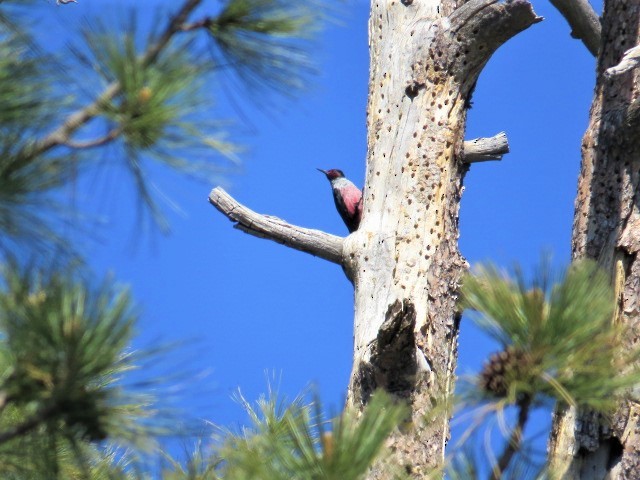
[548, 0, 640, 477]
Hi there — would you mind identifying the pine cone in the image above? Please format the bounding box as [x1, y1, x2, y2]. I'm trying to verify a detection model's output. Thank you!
[479, 346, 529, 398]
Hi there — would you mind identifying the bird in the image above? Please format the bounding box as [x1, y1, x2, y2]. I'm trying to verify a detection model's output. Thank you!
[317, 168, 363, 233]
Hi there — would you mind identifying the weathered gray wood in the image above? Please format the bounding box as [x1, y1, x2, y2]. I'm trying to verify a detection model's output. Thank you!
[463, 132, 509, 162]
[549, 0, 601, 57]
[208, 187, 344, 265]
[548, 0, 640, 476]
[207, 0, 538, 475]
[342, 0, 540, 476]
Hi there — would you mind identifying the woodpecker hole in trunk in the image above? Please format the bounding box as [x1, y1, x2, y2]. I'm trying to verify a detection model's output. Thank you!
[405, 82, 426, 100]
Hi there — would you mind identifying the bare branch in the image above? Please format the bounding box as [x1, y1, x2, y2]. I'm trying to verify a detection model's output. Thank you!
[180, 17, 213, 32]
[462, 132, 509, 163]
[489, 396, 532, 480]
[30, 0, 203, 157]
[62, 128, 121, 150]
[549, 0, 601, 57]
[209, 187, 344, 265]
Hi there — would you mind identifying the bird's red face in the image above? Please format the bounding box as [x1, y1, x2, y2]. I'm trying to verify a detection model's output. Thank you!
[317, 168, 345, 180]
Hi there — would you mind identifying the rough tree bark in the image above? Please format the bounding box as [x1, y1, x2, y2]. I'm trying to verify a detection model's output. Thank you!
[342, 0, 539, 475]
[209, 0, 540, 476]
[547, 0, 640, 478]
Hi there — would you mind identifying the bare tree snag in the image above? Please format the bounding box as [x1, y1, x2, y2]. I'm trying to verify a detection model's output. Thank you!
[207, 0, 539, 475]
[341, 0, 539, 475]
[548, 0, 640, 477]
[549, 0, 601, 57]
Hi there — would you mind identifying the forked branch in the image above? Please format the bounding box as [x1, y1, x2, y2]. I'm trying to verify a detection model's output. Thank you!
[209, 188, 344, 265]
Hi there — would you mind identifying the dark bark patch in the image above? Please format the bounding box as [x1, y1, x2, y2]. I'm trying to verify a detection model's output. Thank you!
[607, 436, 624, 470]
[405, 82, 425, 100]
[351, 300, 419, 405]
[372, 300, 418, 397]
[352, 361, 377, 406]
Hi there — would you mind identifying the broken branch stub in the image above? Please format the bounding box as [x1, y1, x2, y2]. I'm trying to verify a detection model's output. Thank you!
[463, 132, 509, 162]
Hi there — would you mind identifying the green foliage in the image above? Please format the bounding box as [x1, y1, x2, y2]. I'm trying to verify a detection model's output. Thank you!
[160, 444, 222, 480]
[0, 140, 72, 254]
[0, 28, 74, 254]
[461, 259, 640, 411]
[218, 390, 406, 480]
[78, 17, 237, 231]
[208, 0, 320, 96]
[0, 34, 54, 131]
[83, 22, 205, 150]
[0, 262, 164, 477]
[0, 0, 324, 239]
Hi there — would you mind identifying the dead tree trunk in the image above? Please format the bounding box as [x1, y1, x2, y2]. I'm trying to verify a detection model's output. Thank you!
[343, 1, 539, 475]
[209, 0, 539, 475]
[547, 0, 640, 477]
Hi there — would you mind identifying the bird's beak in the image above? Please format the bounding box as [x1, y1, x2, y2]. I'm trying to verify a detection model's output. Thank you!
[317, 168, 328, 176]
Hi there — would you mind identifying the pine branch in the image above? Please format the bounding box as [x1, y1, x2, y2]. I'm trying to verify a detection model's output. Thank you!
[0, 405, 57, 446]
[489, 396, 532, 480]
[62, 128, 122, 149]
[29, 0, 203, 156]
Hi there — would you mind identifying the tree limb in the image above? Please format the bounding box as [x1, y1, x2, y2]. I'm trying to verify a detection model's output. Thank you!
[209, 187, 344, 265]
[62, 128, 122, 150]
[489, 396, 532, 480]
[549, 0, 601, 57]
[30, 0, 203, 156]
[462, 132, 509, 163]
[448, 0, 543, 84]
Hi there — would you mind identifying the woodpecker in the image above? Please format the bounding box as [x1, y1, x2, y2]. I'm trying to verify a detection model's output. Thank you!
[318, 168, 363, 233]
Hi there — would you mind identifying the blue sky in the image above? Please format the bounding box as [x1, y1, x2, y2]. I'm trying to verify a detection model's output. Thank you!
[41, 0, 599, 469]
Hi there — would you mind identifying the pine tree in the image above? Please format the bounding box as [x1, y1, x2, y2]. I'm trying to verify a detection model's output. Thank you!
[0, 0, 329, 477]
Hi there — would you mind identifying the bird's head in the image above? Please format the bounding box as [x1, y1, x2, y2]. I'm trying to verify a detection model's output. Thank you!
[317, 168, 345, 181]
